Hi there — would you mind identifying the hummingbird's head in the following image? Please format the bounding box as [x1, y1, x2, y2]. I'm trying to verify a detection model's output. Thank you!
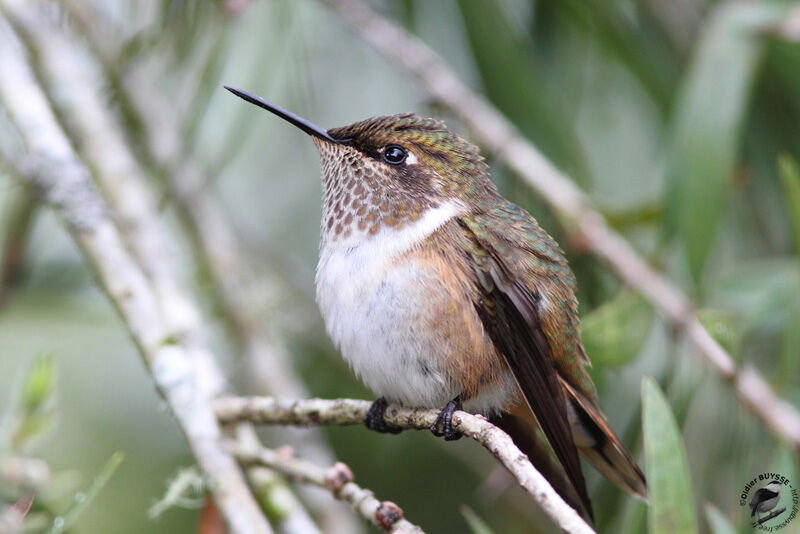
[224, 86, 495, 244]
[314, 113, 495, 242]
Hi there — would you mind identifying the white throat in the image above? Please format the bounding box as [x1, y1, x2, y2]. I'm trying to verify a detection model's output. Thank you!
[320, 199, 464, 259]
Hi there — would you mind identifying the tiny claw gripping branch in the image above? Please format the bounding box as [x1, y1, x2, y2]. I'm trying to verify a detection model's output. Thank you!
[430, 397, 463, 441]
[364, 397, 403, 434]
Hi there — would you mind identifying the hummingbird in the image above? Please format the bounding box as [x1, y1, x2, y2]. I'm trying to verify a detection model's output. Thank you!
[225, 86, 647, 519]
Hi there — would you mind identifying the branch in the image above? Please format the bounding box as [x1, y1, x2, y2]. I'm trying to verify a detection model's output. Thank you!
[229, 443, 423, 534]
[215, 397, 597, 534]
[0, 186, 35, 305]
[756, 506, 787, 525]
[58, 3, 359, 530]
[321, 0, 800, 454]
[0, 21, 270, 534]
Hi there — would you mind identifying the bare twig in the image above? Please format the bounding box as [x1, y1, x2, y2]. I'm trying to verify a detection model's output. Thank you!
[215, 396, 597, 534]
[321, 0, 800, 454]
[0, 186, 35, 305]
[0, 22, 270, 534]
[57, 3, 358, 531]
[1, 7, 327, 531]
[229, 443, 424, 534]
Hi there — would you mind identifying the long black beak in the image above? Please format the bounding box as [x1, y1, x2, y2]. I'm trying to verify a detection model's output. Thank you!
[224, 86, 345, 144]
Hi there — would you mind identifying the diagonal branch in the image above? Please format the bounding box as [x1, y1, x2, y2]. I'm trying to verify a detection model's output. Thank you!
[229, 443, 424, 534]
[321, 0, 800, 454]
[215, 396, 597, 534]
[0, 21, 271, 534]
[57, 3, 360, 530]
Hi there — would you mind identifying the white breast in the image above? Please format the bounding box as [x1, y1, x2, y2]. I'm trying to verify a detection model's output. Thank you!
[315, 200, 466, 407]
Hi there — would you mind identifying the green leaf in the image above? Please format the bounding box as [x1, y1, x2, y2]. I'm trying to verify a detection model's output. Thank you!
[582, 290, 653, 367]
[12, 354, 57, 448]
[642, 377, 698, 534]
[21, 354, 56, 413]
[460, 506, 495, 534]
[704, 504, 736, 534]
[779, 301, 800, 387]
[708, 258, 800, 334]
[665, 3, 786, 282]
[455, 0, 592, 184]
[47, 451, 124, 534]
[778, 154, 800, 257]
[554, 0, 677, 115]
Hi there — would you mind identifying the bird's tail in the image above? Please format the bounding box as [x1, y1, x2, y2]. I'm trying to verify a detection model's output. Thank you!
[559, 377, 648, 501]
[492, 406, 592, 519]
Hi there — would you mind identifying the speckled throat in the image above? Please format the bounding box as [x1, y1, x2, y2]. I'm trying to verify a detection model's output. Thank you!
[313, 138, 444, 247]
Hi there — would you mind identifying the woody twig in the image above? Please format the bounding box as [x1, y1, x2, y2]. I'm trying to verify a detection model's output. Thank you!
[215, 396, 597, 534]
[0, 18, 270, 534]
[228, 442, 424, 534]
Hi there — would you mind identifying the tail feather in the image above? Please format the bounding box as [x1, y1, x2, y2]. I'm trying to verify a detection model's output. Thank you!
[560, 377, 648, 501]
[492, 408, 592, 519]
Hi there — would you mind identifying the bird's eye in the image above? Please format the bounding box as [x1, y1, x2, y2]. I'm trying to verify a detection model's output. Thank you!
[382, 145, 407, 165]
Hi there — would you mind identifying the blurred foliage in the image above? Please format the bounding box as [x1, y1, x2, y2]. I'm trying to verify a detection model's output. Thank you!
[47, 452, 124, 534]
[581, 290, 653, 368]
[0, 356, 121, 532]
[665, 3, 785, 284]
[705, 504, 737, 534]
[642, 377, 698, 534]
[1, 0, 800, 533]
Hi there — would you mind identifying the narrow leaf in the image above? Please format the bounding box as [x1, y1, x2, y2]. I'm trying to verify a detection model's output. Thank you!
[704, 504, 736, 534]
[455, 0, 592, 184]
[642, 377, 698, 534]
[666, 3, 785, 281]
[460, 505, 495, 534]
[12, 354, 57, 448]
[778, 154, 800, 257]
[21, 354, 56, 413]
[47, 451, 124, 534]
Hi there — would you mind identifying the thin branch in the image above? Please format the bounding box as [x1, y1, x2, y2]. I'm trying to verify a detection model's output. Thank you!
[215, 396, 597, 534]
[0, 186, 36, 305]
[0, 21, 270, 534]
[59, 3, 358, 531]
[321, 0, 800, 454]
[229, 443, 424, 534]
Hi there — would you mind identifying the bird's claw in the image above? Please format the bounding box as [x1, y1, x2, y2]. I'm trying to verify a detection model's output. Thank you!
[364, 397, 403, 434]
[430, 397, 463, 441]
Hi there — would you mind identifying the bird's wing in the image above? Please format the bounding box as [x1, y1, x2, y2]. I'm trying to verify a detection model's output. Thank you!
[751, 487, 780, 508]
[457, 205, 592, 519]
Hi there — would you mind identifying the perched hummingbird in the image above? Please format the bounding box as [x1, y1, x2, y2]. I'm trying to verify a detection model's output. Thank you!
[226, 86, 647, 519]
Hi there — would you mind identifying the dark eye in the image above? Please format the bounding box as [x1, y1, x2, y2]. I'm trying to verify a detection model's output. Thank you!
[382, 145, 407, 165]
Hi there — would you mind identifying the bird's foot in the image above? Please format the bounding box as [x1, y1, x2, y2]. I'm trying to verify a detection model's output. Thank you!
[430, 397, 463, 441]
[364, 397, 403, 434]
